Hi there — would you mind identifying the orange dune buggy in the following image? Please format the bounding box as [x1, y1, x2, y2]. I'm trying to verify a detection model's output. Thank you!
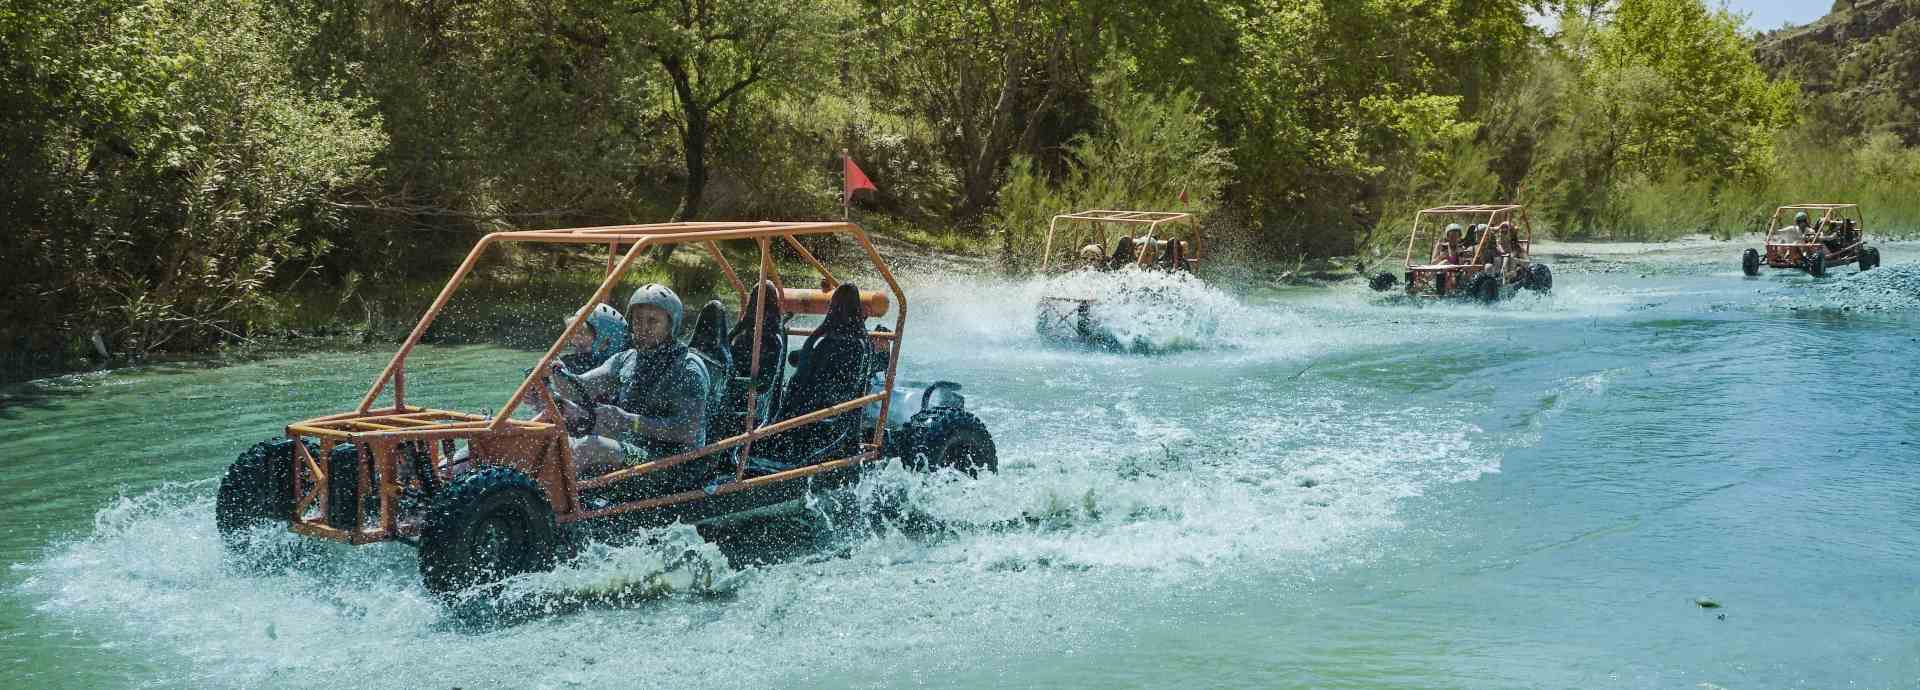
[1369, 204, 1552, 302]
[215, 221, 996, 598]
[1741, 203, 1881, 277]
[1032, 209, 1199, 351]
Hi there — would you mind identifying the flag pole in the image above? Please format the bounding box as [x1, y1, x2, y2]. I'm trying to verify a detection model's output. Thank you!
[841, 148, 851, 221]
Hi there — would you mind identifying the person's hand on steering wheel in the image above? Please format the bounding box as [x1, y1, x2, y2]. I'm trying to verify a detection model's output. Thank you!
[534, 361, 595, 435]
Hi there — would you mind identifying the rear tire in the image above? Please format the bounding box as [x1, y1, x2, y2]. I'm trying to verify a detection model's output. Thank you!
[1468, 273, 1500, 303]
[1524, 264, 1553, 292]
[1807, 250, 1827, 277]
[325, 443, 368, 531]
[419, 466, 559, 599]
[1369, 272, 1396, 292]
[216, 438, 307, 555]
[1741, 249, 1760, 276]
[903, 408, 998, 476]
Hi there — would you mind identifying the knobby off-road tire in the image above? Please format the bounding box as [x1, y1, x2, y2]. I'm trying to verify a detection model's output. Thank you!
[216, 438, 309, 555]
[1468, 273, 1501, 303]
[325, 443, 371, 531]
[418, 466, 559, 599]
[903, 408, 998, 477]
[1369, 272, 1397, 292]
[1524, 264, 1553, 292]
[1860, 247, 1880, 271]
[1807, 250, 1827, 278]
[1741, 249, 1761, 276]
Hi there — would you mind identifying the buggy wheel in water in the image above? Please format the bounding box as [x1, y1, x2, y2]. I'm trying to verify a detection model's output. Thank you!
[1741, 248, 1760, 276]
[903, 407, 998, 476]
[1524, 264, 1553, 292]
[216, 438, 309, 556]
[1369, 272, 1397, 292]
[1807, 250, 1826, 277]
[418, 466, 559, 599]
[1468, 273, 1500, 303]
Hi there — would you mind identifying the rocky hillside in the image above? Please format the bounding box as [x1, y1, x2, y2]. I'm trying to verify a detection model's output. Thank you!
[1753, 0, 1920, 141]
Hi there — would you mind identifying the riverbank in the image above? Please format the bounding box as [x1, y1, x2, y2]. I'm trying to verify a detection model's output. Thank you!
[1, 227, 994, 387]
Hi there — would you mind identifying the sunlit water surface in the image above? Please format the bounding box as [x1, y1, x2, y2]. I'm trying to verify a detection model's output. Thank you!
[4, 240, 1918, 688]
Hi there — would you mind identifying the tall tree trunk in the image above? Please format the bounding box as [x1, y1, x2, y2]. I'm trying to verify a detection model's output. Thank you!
[956, 1, 1034, 221]
[678, 107, 707, 222]
[665, 57, 706, 223]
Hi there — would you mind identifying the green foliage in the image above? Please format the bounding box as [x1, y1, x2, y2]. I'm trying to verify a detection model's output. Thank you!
[1511, 1, 1798, 238]
[856, 0, 1111, 219]
[1134, 0, 1536, 256]
[1593, 0, 1797, 178]
[991, 69, 1233, 270]
[7, 0, 1918, 378]
[1, 0, 383, 362]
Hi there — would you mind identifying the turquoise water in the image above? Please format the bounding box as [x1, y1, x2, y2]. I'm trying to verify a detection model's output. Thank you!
[4, 240, 1917, 688]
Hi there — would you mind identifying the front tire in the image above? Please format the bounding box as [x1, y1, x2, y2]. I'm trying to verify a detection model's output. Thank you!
[1468, 273, 1501, 303]
[1741, 248, 1760, 276]
[1860, 247, 1880, 271]
[216, 438, 307, 555]
[902, 408, 998, 476]
[419, 466, 559, 599]
[1524, 264, 1553, 292]
[1369, 272, 1396, 292]
[1807, 250, 1827, 277]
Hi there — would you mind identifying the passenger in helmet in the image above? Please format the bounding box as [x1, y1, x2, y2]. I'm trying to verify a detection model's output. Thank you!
[1079, 244, 1105, 270]
[558, 303, 629, 374]
[1432, 224, 1465, 264]
[545, 283, 713, 479]
[1787, 211, 1813, 242]
[1108, 236, 1138, 270]
[1488, 221, 1523, 276]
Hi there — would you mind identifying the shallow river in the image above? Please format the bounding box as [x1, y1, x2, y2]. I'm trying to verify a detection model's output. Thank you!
[4, 240, 1917, 688]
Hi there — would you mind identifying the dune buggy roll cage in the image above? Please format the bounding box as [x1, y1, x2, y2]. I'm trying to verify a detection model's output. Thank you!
[280, 221, 906, 544]
[1401, 204, 1534, 271]
[1036, 210, 1198, 272]
[1766, 204, 1863, 243]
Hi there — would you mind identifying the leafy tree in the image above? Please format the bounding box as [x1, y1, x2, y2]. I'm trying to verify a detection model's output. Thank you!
[1514, 0, 1796, 236]
[861, 0, 1108, 220]
[1593, 0, 1797, 178]
[604, 0, 839, 221]
[0, 0, 383, 359]
[993, 68, 1232, 267]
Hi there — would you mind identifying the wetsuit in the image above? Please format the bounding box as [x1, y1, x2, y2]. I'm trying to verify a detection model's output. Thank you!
[572, 342, 711, 460]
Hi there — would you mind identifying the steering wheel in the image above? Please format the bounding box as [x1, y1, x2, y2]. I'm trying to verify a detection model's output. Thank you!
[533, 363, 596, 436]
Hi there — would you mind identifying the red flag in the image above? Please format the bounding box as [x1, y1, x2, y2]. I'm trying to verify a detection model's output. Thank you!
[1178, 189, 1188, 205]
[843, 153, 877, 205]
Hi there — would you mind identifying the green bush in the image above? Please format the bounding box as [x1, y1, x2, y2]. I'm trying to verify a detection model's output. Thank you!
[991, 69, 1231, 273]
[1, 0, 383, 362]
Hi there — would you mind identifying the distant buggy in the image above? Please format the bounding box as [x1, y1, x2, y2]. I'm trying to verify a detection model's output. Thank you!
[1032, 209, 1201, 351]
[1370, 204, 1552, 302]
[1742, 203, 1881, 277]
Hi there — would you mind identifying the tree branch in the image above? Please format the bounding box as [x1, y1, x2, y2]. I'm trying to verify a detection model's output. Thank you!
[704, 65, 763, 111]
[322, 202, 584, 220]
